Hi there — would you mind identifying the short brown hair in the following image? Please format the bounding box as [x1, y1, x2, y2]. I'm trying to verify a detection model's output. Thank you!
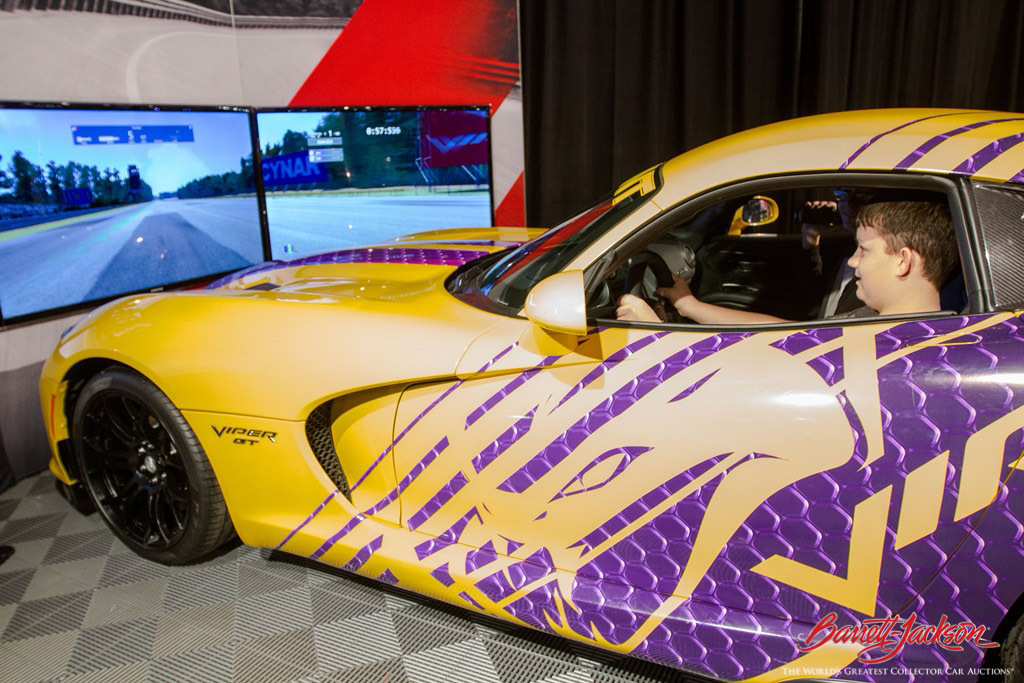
[856, 201, 958, 288]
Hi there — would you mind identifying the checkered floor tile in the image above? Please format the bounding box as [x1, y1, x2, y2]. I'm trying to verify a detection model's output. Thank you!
[0, 472, 700, 682]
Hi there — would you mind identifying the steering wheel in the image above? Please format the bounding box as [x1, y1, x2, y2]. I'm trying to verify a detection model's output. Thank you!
[608, 250, 677, 321]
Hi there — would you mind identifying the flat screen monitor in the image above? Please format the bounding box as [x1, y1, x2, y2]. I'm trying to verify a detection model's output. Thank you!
[0, 103, 264, 322]
[256, 106, 493, 259]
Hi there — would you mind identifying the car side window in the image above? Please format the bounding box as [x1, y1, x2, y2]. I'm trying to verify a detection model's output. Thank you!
[686, 189, 854, 321]
[972, 182, 1024, 310]
[589, 183, 961, 325]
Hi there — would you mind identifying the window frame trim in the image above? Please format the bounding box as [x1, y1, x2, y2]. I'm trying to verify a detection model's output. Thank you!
[584, 171, 988, 331]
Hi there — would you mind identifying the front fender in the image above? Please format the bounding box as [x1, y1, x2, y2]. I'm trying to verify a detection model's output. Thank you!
[44, 283, 503, 422]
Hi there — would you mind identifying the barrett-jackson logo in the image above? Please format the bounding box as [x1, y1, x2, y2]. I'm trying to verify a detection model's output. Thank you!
[212, 425, 277, 446]
[798, 612, 997, 664]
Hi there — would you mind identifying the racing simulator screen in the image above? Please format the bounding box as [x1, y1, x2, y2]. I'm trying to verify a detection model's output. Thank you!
[0, 104, 263, 321]
[256, 107, 493, 259]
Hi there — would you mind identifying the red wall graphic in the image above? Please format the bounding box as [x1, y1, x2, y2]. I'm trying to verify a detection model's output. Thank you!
[291, 0, 525, 226]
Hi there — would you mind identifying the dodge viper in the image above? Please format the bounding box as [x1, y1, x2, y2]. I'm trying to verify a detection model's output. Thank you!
[41, 109, 1024, 682]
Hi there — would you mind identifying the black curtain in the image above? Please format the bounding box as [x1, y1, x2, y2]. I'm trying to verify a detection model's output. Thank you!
[520, 0, 1024, 227]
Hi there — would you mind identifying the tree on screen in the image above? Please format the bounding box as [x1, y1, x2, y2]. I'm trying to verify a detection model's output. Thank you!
[0, 152, 156, 210]
[175, 153, 255, 199]
[238, 156, 254, 191]
[46, 162, 63, 204]
[282, 130, 307, 155]
[0, 154, 10, 190]
[10, 151, 45, 203]
[264, 130, 308, 158]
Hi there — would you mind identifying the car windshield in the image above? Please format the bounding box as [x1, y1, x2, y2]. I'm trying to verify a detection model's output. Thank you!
[460, 181, 657, 311]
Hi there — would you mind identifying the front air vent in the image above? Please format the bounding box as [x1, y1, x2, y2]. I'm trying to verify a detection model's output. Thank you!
[305, 402, 351, 500]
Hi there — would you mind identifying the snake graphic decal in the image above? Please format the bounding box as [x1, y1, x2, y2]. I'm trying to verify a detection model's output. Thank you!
[277, 312, 1024, 681]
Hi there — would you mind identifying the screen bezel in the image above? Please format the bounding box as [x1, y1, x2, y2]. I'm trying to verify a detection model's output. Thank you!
[0, 100, 266, 326]
[255, 104, 496, 247]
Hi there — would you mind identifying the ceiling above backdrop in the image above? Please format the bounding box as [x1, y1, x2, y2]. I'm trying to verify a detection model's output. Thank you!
[0, 0, 525, 225]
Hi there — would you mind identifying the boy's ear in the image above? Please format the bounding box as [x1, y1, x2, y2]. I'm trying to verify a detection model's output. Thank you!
[895, 246, 915, 277]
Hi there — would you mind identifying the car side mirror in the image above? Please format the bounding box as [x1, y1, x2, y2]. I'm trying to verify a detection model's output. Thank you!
[740, 195, 779, 226]
[524, 270, 588, 336]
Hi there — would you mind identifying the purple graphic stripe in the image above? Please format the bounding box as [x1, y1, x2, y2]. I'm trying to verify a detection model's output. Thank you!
[510, 549, 557, 585]
[395, 437, 450, 493]
[894, 118, 1024, 170]
[507, 569, 807, 677]
[415, 506, 482, 560]
[206, 247, 491, 288]
[505, 585, 561, 633]
[407, 471, 469, 530]
[475, 549, 558, 607]
[378, 569, 399, 585]
[466, 355, 561, 428]
[840, 112, 965, 170]
[874, 316, 978, 357]
[274, 490, 341, 551]
[669, 369, 719, 403]
[1011, 168, 1024, 184]
[311, 513, 369, 561]
[552, 446, 653, 501]
[431, 563, 456, 587]
[476, 568, 516, 601]
[390, 239, 527, 247]
[459, 592, 485, 609]
[770, 327, 843, 355]
[472, 408, 536, 473]
[953, 131, 1024, 175]
[342, 535, 383, 572]
[465, 540, 498, 572]
[311, 436, 451, 560]
[499, 334, 750, 494]
[350, 342, 517, 492]
[808, 347, 845, 386]
[571, 452, 733, 552]
[555, 332, 670, 409]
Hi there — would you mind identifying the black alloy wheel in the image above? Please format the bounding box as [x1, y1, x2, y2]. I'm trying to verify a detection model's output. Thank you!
[72, 368, 233, 564]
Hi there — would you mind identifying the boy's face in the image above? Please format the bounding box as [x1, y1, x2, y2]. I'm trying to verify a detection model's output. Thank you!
[847, 222, 902, 311]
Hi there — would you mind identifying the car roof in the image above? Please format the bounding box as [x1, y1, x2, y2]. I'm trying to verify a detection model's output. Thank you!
[655, 109, 1024, 206]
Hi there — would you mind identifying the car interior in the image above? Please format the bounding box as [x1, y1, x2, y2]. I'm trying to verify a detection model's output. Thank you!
[587, 185, 963, 325]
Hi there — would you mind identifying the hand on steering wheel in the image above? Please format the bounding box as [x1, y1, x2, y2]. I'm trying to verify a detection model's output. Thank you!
[654, 274, 694, 308]
[626, 251, 674, 304]
[616, 293, 662, 322]
[614, 251, 679, 322]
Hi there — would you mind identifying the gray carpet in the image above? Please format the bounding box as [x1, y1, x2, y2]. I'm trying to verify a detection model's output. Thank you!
[0, 471, 696, 682]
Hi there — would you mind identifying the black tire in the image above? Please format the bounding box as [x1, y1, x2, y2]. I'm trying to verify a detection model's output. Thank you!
[71, 367, 233, 564]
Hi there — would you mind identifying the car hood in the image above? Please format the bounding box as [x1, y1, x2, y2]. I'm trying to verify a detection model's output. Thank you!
[207, 227, 542, 292]
[48, 228, 545, 420]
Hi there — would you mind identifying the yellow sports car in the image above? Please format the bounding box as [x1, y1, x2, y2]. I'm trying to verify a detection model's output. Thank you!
[41, 110, 1024, 682]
